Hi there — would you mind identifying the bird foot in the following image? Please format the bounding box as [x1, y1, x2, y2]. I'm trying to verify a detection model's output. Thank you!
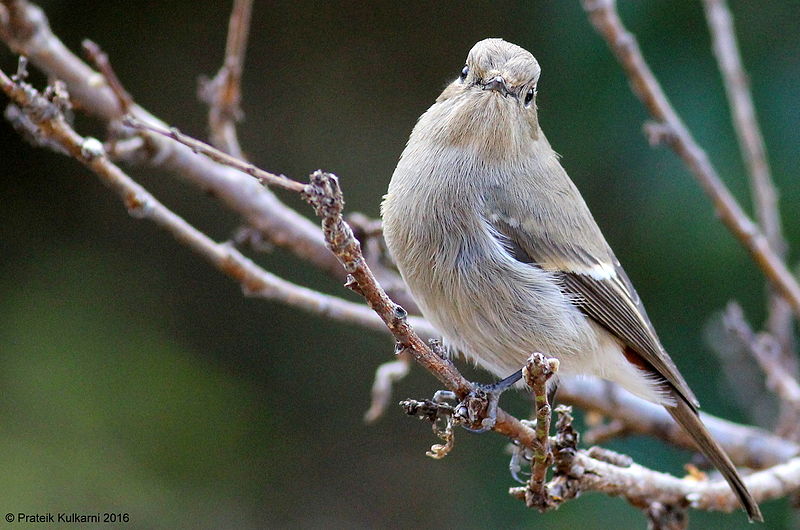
[453, 370, 523, 433]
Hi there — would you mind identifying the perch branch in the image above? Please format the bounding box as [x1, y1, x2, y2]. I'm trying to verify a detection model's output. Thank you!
[581, 0, 800, 320]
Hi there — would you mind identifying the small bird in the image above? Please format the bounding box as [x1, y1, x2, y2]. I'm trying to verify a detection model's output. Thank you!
[381, 38, 761, 521]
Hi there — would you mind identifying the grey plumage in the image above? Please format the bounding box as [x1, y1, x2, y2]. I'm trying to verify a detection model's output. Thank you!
[381, 38, 761, 521]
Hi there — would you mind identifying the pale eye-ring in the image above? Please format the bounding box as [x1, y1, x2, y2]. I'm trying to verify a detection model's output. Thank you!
[460, 65, 469, 81]
[524, 87, 535, 107]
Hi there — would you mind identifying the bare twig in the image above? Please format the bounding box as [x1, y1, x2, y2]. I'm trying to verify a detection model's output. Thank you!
[363, 353, 411, 423]
[702, 0, 797, 393]
[724, 302, 800, 408]
[124, 115, 305, 193]
[81, 39, 132, 114]
[586, 445, 633, 467]
[522, 353, 558, 510]
[199, 0, 252, 157]
[582, 0, 800, 320]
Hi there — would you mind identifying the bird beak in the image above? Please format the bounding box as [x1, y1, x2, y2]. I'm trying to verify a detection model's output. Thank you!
[482, 75, 512, 97]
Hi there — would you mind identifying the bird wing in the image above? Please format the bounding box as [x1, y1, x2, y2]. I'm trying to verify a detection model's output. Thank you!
[487, 208, 699, 409]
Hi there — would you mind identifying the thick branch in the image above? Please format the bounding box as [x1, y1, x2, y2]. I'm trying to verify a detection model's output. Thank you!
[570, 451, 800, 515]
[558, 377, 799, 469]
[512, 406, 800, 519]
[582, 0, 800, 320]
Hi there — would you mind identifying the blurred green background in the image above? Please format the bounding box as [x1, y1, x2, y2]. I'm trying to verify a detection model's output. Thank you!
[1, 1, 798, 528]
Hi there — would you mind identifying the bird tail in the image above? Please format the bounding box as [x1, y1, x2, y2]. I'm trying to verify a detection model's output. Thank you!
[667, 396, 763, 522]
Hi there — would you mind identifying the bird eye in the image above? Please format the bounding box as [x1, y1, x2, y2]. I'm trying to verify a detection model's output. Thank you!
[460, 65, 469, 81]
[524, 87, 535, 107]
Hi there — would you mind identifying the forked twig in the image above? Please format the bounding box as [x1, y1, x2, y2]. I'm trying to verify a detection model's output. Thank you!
[199, 0, 253, 157]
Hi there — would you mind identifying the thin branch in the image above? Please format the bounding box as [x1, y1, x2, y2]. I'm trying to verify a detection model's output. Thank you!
[702, 0, 797, 381]
[724, 302, 800, 409]
[124, 115, 305, 193]
[522, 353, 558, 510]
[363, 353, 411, 423]
[702, 0, 785, 259]
[582, 0, 800, 320]
[199, 0, 252, 157]
[81, 39, 132, 114]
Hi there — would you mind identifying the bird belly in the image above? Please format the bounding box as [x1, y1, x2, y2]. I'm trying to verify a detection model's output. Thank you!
[396, 231, 593, 376]
[394, 234, 668, 405]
